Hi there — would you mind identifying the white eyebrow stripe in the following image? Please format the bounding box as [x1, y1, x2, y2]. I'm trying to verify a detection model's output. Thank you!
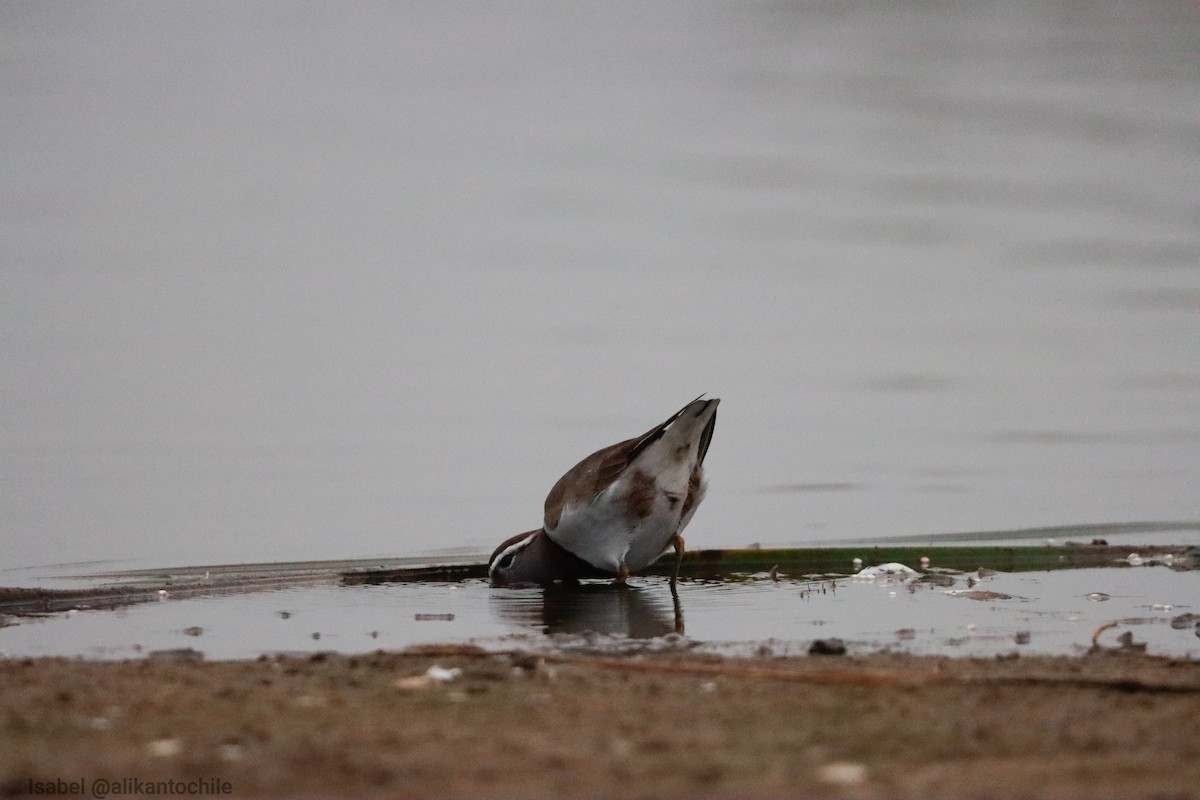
[487, 532, 537, 578]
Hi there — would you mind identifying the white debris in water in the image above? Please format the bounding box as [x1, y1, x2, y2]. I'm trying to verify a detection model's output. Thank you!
[851, 557, 863, 570]
[1086, 593, 1110, 602]
[853, 562, 917, 581]
[1151, 604, 1174, 612]
[919, 556, 930, 566]
[1126, 553, 1143, 566]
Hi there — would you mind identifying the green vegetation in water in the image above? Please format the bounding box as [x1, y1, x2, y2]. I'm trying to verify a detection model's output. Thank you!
[344, 543, 1191, 584]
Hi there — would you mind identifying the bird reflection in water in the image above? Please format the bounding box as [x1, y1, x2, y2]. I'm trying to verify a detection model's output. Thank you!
[490, 581, 685, 638]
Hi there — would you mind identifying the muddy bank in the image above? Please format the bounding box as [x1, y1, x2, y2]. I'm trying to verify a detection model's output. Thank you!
[2, 647, 1198, 798]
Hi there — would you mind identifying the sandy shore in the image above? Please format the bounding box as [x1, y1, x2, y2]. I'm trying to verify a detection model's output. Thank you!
[2, 646, 1198, 799]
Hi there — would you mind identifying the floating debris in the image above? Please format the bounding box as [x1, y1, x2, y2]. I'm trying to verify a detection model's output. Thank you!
[853, 563, 917, 581]
[1086, 593, 1110, 602]
[414, 613, 455, 621]
[277, 611, 291, 620]
[183, 626, 204, 637]
[1151, 604, 1173, 612]
[914, 572, 956, 587]
[1091, 622, 1147, 652]
[1015, 631, 1031, 645]
[896, 628, 916, 640]
[1170, 613, 1200, 630]
[1116, 631, 1147, 652]
[944, 590, 1014, 601]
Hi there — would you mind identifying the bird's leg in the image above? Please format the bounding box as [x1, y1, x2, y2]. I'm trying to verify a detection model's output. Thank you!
[615, 561, 629, 584]
[669, 534, 685, 589]
[669, 577, 685, 634]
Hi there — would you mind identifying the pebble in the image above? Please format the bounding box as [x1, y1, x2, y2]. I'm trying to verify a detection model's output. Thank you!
[146, 738, 183, 758]
[817, 761, 867, 786]
[808, 638, 847, 656]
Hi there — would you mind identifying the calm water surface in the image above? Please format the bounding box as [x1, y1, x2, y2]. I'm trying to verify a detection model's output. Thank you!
[2, 566, 1196, 660]
[2, 2, 1198, 575]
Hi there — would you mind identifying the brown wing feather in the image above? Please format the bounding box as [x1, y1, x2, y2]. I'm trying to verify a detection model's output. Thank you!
[543, 395, 705, 531]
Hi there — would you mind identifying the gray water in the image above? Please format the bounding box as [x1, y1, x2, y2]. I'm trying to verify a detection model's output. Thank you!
[3, 2, 1198, 574]
[2, 566, 1197, 660]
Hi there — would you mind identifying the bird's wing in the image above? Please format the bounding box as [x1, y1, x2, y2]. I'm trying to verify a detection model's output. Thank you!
[543, 395, 703, 532]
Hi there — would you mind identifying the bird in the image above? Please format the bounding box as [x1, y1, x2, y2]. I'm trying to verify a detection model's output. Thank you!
[488, 396, 719, 587]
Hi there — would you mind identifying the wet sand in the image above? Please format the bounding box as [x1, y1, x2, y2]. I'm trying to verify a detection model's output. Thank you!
[3, 647, 1198, 799]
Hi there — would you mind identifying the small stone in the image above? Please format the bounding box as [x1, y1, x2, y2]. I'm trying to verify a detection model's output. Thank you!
[808, 638, 847, 656]
[218, 743, 245, 762]
[425, 665, 463, 682]
[146, 738, 183, 758]
[817, 761, 867, 785]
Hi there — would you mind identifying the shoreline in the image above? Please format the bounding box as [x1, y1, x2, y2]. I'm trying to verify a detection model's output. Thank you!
[3, 647, 1198, 798]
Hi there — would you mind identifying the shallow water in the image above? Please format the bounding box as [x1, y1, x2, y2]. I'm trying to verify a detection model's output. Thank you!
[1, 2, 1198, 574]
[3, 563, 1195, 661]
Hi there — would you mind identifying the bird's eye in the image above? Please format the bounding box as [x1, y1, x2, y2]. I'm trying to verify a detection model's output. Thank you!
[497, 552, 516, 570]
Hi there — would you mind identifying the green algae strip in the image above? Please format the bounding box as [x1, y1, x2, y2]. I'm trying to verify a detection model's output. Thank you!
[341, 543, 1192, 584]
[2, 545, 1190, 615]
